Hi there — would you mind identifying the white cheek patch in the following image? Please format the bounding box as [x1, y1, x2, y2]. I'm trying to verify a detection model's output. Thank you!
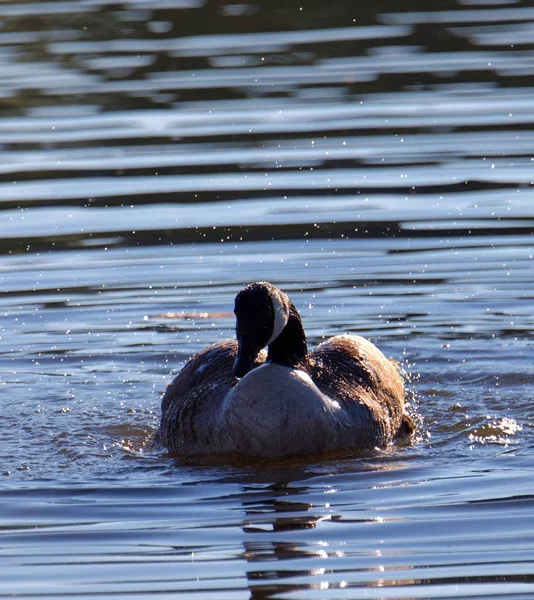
[267, 291, 289, 345]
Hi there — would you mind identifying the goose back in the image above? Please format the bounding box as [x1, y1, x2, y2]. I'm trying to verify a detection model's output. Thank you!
[215, 362, 355, 457]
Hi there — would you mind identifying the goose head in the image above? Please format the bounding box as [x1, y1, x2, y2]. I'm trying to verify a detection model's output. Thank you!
[233, 282, 307, 378]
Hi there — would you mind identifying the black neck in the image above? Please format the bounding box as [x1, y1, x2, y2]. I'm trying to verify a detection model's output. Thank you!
[267, 301, 307, 368]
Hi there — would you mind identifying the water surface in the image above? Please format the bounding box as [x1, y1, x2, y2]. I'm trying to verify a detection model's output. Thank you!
[1, 0, 533, 598]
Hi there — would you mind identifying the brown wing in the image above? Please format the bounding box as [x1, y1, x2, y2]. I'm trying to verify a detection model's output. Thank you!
[160, 340, 238, 415]
[307, 334, 413, 442]
[155, 340, 267, 454]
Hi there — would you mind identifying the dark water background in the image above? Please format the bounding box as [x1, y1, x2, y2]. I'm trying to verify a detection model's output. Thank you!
[1, 0, 533, 597]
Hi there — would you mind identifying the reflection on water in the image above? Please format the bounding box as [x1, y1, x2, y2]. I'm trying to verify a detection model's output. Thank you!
[1, 0, 534, 598]
[2, 462, 534, 598]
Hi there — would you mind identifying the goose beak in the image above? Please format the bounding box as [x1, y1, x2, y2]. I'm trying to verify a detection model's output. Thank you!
[233, 337, 261, 378]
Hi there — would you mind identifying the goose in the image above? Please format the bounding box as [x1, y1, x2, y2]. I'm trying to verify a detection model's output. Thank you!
[154, 282, 414, 458]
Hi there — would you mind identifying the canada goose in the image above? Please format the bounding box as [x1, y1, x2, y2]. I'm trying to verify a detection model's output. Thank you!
[154, 282, 414, 458]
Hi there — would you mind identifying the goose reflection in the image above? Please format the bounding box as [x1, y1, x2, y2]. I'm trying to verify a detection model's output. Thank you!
[227, 466, 414, 599]
[238, 483, 342, 599]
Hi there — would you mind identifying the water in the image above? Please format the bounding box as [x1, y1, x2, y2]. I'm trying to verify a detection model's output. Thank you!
[1, 0, 533, 597]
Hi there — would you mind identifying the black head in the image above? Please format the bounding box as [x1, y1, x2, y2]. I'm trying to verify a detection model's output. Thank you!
[233, 282, 290, 378]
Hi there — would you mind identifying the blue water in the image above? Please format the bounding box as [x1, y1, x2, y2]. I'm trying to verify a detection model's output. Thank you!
[1, 0, 533, 597]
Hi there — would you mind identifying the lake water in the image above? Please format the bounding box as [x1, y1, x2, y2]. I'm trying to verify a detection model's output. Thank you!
[1, 0, 534, 597]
